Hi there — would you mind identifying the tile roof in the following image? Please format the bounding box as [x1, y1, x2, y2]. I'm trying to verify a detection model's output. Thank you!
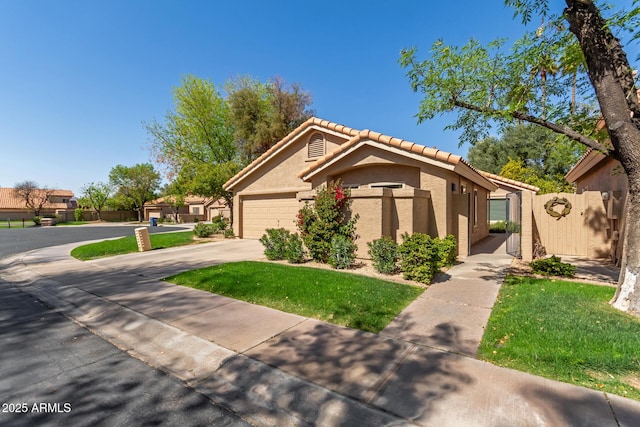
[224, 117, 495, 191]
[223, 117, 359, 189]
[478, 170, 540, 193]
[297, 129, 466, 179]
[0, 188, 74, 210]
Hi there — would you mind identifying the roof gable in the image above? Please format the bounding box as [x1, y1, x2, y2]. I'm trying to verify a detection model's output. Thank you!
[223, 118, 357, 190]
[565, 149, 608, 183]
[298, 130, 497, 191]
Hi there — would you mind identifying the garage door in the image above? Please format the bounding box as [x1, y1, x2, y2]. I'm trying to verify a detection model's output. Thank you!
[241, 194, 300, 238]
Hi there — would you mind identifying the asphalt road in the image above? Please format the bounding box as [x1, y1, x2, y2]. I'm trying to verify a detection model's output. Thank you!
[0, 225, 189, 259]
[0, 224, 250, 426]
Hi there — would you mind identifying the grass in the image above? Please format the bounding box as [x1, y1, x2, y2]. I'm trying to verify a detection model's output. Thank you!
[165, 261, 424, 333]
[0, 220, 35, 229]
[489, 221, 506, 233]
[56, 221, 90, 226]
[71, 231, 197, 260]
[479, 275, 640, 400]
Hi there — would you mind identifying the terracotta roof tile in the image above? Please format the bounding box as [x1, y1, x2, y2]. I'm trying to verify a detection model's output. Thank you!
[478, 171, 540, 193]
[0, 187, 74, 210]
[224, 117, 359, 189]
[297, 123, 478, 181]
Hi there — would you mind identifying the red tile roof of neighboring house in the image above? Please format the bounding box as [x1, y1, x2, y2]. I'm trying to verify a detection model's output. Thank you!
[0, 188, 73, 210]
[224, 117, 496, 191]
[478, 170, 540, 193]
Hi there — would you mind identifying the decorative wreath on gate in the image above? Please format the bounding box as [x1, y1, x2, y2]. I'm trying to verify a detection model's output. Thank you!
[544, 197, 572, 220]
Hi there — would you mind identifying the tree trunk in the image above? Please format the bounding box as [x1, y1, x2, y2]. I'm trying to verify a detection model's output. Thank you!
[565, 0, 640, 315]
[612, 179, 640, 314]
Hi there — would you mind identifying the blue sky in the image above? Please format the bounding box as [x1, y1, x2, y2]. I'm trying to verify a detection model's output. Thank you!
[0, 0, 636, 196]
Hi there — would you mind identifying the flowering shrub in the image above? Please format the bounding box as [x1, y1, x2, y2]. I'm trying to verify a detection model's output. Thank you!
[297, 180, 358, 264]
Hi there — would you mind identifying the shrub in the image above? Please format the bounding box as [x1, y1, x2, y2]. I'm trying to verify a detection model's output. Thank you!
[328, 235, 357, 269]
[398, 233, 440, 284]
[224, 228, 235, 239]
[297, 180, 359, 263]
[33, 216, 41, 225]
[437, 235, 457, 268]
[368, 237, 398, 274]
[212, 214, 227, 231]
[74, 208, 84, 222]
[285, 233, 306, 264]
[489, 221, 506, 233]
[530, 255, 576, 277]
[260, 228, 291, 260]
[193, 223, 215, 238]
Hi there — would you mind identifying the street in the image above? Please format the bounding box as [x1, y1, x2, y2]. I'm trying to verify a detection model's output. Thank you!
[0, 225, 250, 426]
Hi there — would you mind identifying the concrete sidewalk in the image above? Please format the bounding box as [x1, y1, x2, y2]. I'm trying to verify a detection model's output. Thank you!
[2, 236, 640, 426]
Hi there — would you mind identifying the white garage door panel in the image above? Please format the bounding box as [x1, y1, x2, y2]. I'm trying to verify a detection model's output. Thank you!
[242, 197, 299, 238]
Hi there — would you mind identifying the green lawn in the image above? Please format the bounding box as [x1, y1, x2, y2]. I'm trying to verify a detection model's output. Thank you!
[479, 275, 640, 400]
[0, 220, 35, 229]
[71, 231, 197, 260]
[165, 261, 424, 333]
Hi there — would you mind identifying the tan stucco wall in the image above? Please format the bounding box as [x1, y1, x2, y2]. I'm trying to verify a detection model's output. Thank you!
[575, 157, 628, 194]
[348, 188, 431, 258]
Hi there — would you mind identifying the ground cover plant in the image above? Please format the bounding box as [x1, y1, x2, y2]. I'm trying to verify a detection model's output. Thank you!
[479, 276, 640, 400]
[165, 261, 423, 333]
[71, 231, 197, 260]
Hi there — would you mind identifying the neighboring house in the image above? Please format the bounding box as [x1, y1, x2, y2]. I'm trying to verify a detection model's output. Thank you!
[565, 148, 627, 264]
[0, 187, 75, 220]
[224, 117, 498, 257]
[144, 196, 230, 222]
[479, 171, 540, 223]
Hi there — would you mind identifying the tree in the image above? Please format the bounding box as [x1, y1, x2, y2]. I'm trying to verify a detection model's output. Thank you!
[13, 180, 54, 217]
[79, 182, 111, 221]
[226, 75, 314, 165]
[145, 75, 238, 221]
[400, 0, 640, 315]
[108, 164, 160, 222]
[467, 123, 584, 191]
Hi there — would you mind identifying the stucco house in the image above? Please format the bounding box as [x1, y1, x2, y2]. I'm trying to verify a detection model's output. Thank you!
[223, 117, 498, 257]
[0, 187, 75, 220]
[144, 196, 230, 223]
[565, 148, 627, 264]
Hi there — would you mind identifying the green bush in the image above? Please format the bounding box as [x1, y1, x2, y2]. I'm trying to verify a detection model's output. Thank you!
[33, 216, 41, 225]
[260, 228, 291, 260]
[489, 221, 506, 233]
[193, 223, 215, 238]
[437, 235, 458, 268]
[224, 228, 235, 239]
[74, 208, 84, 222]
[285, 233, 306, 264]
[212, 214, 227, 231]
[398, 233, 440, 284]
[368, 236, 398, 274]
[530, 255, 576, 277]
[328, 235, 357, 269]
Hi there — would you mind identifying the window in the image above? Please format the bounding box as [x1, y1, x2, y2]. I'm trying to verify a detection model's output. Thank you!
[192, 207, 200, 215]
[369, 182, 404, 189]
[308, 133, 325, 158]
[473, 189, 478, 226]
